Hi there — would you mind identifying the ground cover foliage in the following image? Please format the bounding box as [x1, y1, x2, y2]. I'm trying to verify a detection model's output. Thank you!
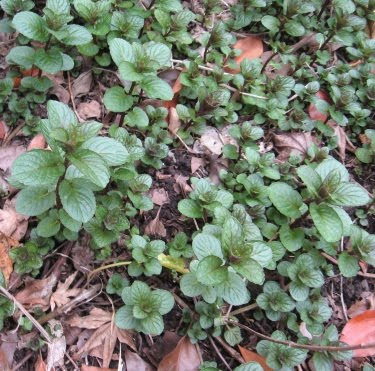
[0, 0, 375, 369]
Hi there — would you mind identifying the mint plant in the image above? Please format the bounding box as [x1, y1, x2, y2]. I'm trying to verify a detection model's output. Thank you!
[115, 280, 174, 335]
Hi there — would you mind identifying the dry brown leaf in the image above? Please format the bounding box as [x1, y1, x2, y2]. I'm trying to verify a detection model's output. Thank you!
[227, 36, 264, 73]
[0, 121, 7, 140]
[27, 133, 46, 150]
[174, 174, 192, 195]
[308, 91, 330, 122]
[81, 366, 117, 371]
[273, 132, 316, 161]
[149, 188, 170, 206]
[50, 84, 70, 104]
[0, 198, 29, 241]
[0, 233, 20, 283]
[47, 336, 66, 370]
[71, 244, 94, 273]
[67, 308, 112, 329]
[35, 354, 47, 371]
[77, 101, 102, 120]
[348, 292, 375, 318]
[191, 157, 206, 174]
[72, 71, 92, 98]
[327, 121, 356, 161]
[15, 274, 57, 310]
[50, 272, 82, 311]
[0, 145, 26, 172]
[0, 350, 10, 371]
[125, 349, 154, 371]
[145, 207, 166, 238]
[163, 72, 182, 109]
[157, 336, 200, 371]
[340, 310, 375, 357]
[238, 346, 271, 371]
[0, 332, 18, 370]
[168, 107, 181, 135]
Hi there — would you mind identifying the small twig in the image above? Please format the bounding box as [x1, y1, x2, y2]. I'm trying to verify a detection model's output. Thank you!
[208, 336, 232, 371]
[3, 122, 26, 146]
[214, 336, 244, 364]
[261, 51, 278, 74]
[12, 352, 34, 371]
[0, 286, 52, 343]
[86, 261, 132, 285]
[193, 218, 200, 231]
[339, 237, 349, 322]
[228, 320, 375, 352]
[230, 302, 258, 316]
[65, 352, 80, 370]
[221, 84, 268, 100]
[67, 72, 84, 123]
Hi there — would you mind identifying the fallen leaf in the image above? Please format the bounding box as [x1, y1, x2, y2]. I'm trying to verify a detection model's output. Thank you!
[199, 127, 223, 155]
[238, 346, 271, 371]
[0, 350, 10, 371]
[227, 36, 264, 73]
[81, 366, 116, 371]
[125, 349, 154, 371]
[27, 133, 46, 150]
[77, 101, 102, 120]
[0, 121, 7, 140]
[145, 207, 166, 238]
[50, 84, 70, 104]
[15, 274, 58, 310]
[168, 107, 181, 135]
[0, 145, 26, 172]
[71, 244, 94, 273]
[308, 91, 330, 122]
[157, 336, 200, 371]
[191, 157, 206, 174]
[0, 332, 18, 370]
[67, 308, 112, 330]
[50, 272, 82, 311]
[348, 292, 375, 318]
[72, 71, 92, 98]
[163, 72, 182, 109]
[0, 233, 20, 283]
[47, 336, 66, 371]
[359, 133, 371, 145]
[174, 174, 192, 195]
[0, 198, 29, 241]
[35, 354, 47, 371]
[327, 121, 356, 161]
[340, 310, 375, 357]
[273, 132, 316, 161]
[149, 188, 169, 206]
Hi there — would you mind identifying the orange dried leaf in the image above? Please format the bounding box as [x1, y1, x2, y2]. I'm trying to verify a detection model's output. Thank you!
[340, 310, 375, 357]
[157, 336, 200, 371]
[238, 346, 271, 371]
[0, 121, 6, 140]
[27, 133, 46, 150]
[35, 354, 47, 371]
[0, 234, 20, 283]
[227, 36, 264, 73]
[81, 366, 116, 371]
[308, 91, 330, 122]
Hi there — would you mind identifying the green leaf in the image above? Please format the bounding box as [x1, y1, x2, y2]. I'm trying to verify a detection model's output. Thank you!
[234, 362, 264, 371]
[6, 46, 35, 69]
[103, 86, 134, 113]
[16, 187, 56, 216]
[59, 24, 92, 45]
[37, 215, 60, 237]
[224, 326, 243, 346]
[289, 281, 309, 301]
[125, 107, 149, 130]
[153, 289, 174, 315]
[178, 199, 203, 218]
[47, 100, 78, 129]
[144, 42, 172, 67]
[315, 159, 349, 182]
[261, 15, 280, 31]
[285, 20, 305, 37]
[12, 11, 49, 42]
[109, 38, 134, 66]
[297, 165, 322, 195]
[192, 233, 223, 260]
[68, 149, 110, 188]
[118, 61, 144, 81]
[268, 182, 305, 219]
[233, 259, 265, 284]
[216, 272, 250, 305]
[11, 150, 65, 187]
[310, 203, 343, 242]
[329, 182, 370, 207]
[58, 209, 82, 232]
[279, 225, 304, 252]
[142, 312, 164, 335]
[115, 305, 138, 329]
[140, 75, 173, 100]
[313, 352, 333, 371]
[338, 252, 359, 278]
[355, 148, 372, 164]
[81, 137, 129, 166]
[34, 48, 63, 74]
[196, 256, 228, 285]
[59, 179, 96, 223]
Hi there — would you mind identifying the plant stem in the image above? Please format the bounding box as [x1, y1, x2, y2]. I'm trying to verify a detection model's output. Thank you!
[230, 302, 258, 316]
[261, 51, 278, 74]
[203, 36, 212, 64]
[317, 0, 331, 21]
[128, 81, 135, 94]
[227, 320, 375, 352]
[311, 32, 335, 65]
[87, 261, 132, 284]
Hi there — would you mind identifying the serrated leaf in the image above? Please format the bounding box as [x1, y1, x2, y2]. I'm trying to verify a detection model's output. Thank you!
[34, 48, 63, 74]
[178, 199, 203, 218]
[81, 137, 129, 166]
[232, 259, 265, 284]
[153, 289, 174, 315]
[142, 312, 164, 335]
[6, 46, 35, 69]
[315, 158, 349, 182]
[285, 20, 305, 36]
[329, 182, 370, 207]
[125, 107, 149, 129]
[224, 326, 243, 346]
[47, 100, 78, 130]
[140, 75, 173, 100]
[59, 24, 92, 45]
[58, 209, 81, 232]
[297, 165, 322, 195]
[59, 179, 96, 223]
[338, 252, 359, 277]
[196, 256, 228, 285]
[145, 42, 172, 67]
[16, 187, 56, 216]
[310, 203, 343, 242]
[68, 149, 110, 188]
[12, 11, 49, 42]
[289, 281, 309, 301]
[216, 272, 250, 305]
[115, 305, 138, 329]
[109, 38, 134, 66]
[279, 225, 304, 252]
[268, 182, 305, 219]
[11, 149, 65, 187]
[37, 215, 60, 237]
[103, 86, 134, 113]
[192, 233, 223, 260]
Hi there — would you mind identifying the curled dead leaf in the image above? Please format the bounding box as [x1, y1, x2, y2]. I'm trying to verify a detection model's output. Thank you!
[67, 308, 112, 329]
[27, 133, 46, 150]
[0, 121, 7, 140]
[340, 310, 375, 357]
[273, 132, 317, 161]
[50, 272, 82, 311]
[0, 198, 28, 241]
[226, 36, 264, 73]
[149, 188, 170, 206]
[72, 71, 92, 98]
[168, 107, 181, 135]
[191, 157, 206, 174]
[145, 207, 166, 238]
[157, 336, 200, 371]
[0, 145, 26, 172]
[125, 349, 154, 371]
[77, 101, 102, 120]
[238, 345, 271, 371]
[0, 233, 20, 283]
[347, 292, 375, 318]
[81, 366, 117, 371]
[47, 336, 66, 371]
[327, 120, 356, 161]
[308, 91, 330, 122]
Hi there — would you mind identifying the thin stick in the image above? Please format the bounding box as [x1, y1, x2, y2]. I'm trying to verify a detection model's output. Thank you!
[230, 302, 258, 316]
[214, 336, 244, 364]
[0, 286, 52, 343]
[86, 261, 132, 284]
[220, 84, 268, 100]
[339, 237, 349, 322]
[228, 320, 375, 352]
[3, 122, 26, 146]
[12, 352, 33, 371]
[208, 336, 232, 371]
[67, 72, 84, 123]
